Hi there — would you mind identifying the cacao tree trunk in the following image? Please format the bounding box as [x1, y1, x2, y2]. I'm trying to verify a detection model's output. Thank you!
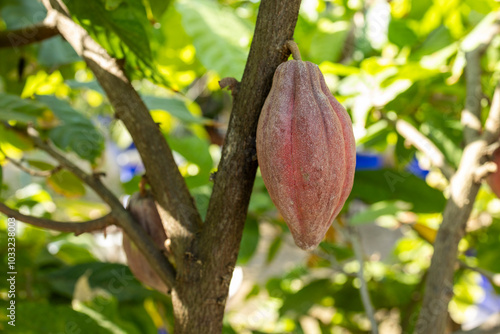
[170, 0, 302, 332]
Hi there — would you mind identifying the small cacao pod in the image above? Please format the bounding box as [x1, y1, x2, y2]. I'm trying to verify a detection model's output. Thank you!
[123, 191, 169, 293]
[487, 148, 500, 198]
[256, 42, 356, 250]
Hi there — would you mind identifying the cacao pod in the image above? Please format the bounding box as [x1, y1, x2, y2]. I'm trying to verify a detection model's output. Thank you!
[256, 47, 356, 250]
[123, 191, 169, 293]
[487, 148, 500, 198]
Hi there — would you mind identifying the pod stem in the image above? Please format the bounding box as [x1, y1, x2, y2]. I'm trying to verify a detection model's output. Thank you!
[285, 40, 302, 61]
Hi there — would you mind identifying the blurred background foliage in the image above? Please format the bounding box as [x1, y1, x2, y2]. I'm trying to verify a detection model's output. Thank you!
[0, 0, 500, 333]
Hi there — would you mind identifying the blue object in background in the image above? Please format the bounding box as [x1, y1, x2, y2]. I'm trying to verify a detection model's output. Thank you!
[355, 152, 384, 171]
[406, 155, 429, 180]
[355, 152, 430, 180]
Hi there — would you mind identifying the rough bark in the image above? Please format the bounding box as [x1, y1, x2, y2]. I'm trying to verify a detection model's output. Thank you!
[172, 1, 302, 332]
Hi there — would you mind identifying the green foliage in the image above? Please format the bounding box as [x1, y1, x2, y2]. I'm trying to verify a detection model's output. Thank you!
[1, 0, 500, 333]
[175, 0, 251, 79]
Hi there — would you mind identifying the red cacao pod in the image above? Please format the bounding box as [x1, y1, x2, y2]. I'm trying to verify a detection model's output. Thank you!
[256, 46, 356, 250]
[487, 148, 500, 198]
[123, 191, 169, 293]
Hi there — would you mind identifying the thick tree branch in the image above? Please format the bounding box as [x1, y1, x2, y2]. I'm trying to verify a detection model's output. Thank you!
[25, 126, 176, 288]
[416, 38, 500, 334]
[42, 0, 202, 272]
[169, 1, 303, 332]
[0, 23, 59, 49]
[0, 202, 114, 235]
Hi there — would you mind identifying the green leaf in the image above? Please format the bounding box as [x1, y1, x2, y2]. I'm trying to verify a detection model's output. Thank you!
[309, 21, 349, 63]
[175, 0, 252, 79]
[38, 36, 81, 67]
[142, 95, 210, 124]
[280, 279, 332, 316]
[0, 93, 52, 125]
[37, 95, 104, 163]
[0, 126, 34, 151]
[147, 0, 172, 20]
[350, 169, 446, 213]
[350, 201, 412, 225]
[62, 0, 168, 86]
[14, 302, 109, 333]
[26, 159, 55, 171]
[0, 0, 46, 30]
[237, 216, 260, 265]
[388, 19, 418, 48]
[166, 134, 213, 188]
[43, 262, 159, 302]
[47, 170, 86, 198]
[266, 235, 282, 264]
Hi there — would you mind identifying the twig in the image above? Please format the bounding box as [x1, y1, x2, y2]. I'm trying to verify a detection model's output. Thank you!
[0, 148, 61, 177]
[332, 220, 378, 333]
[0, 202, 114, 235]
[0, 22, 59, 49]
[458, 259, 499, 287]
[349, 226, 379, 334]
[311, 249, 357, 278]
[24, 126, 176, 288]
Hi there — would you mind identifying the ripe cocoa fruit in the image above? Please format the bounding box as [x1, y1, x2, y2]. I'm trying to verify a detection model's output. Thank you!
[123, 191, 169, 293]
[487, 148, 500, 198]
[256, 41, 356, 250]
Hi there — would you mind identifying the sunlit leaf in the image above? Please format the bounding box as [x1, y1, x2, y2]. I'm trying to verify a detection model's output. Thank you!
[47, 170, 86, 198]
[175, 0, 252, 79]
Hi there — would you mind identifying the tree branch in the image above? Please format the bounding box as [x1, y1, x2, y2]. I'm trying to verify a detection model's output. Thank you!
[349, 226, 379, 334]
[169, 1, 303, 332]
[42, 0, 202, 272]
[0, 23, 59, 49]
[201, 0, 302, 274]
[416, 25, 500, 334]
[388, 116, 455, 180]
[24, 126, 176, 288]
[0, 147, 61, 177]
[0, 202, 114, 235]
[462, 20, 500, 144]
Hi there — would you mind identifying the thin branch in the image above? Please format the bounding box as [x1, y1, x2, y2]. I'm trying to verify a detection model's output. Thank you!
[388, 116, 455, 180]
[458, 259, 499, 287]
[416, 19, 500, 334]
[42, 0, 202, 271]
[24, 126, 176, 288]
[0, 23, 59, 49]
[0, 202, 114, 235]
[347, 225, 379, 334]
[0, 148, 61, 177]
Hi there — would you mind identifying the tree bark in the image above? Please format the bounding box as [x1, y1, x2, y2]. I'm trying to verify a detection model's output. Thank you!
[171, 0, 302, 332]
